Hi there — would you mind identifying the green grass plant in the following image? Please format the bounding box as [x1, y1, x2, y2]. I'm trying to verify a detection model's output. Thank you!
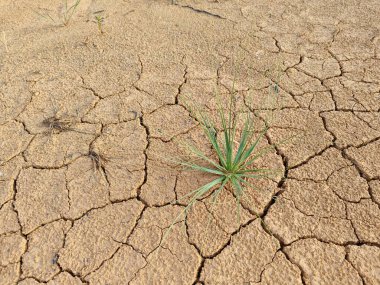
[33, 0, 81, 26]
[94, 14, 105, 34]
[160, 82, 285, 245]
[62, 0, 81, 26]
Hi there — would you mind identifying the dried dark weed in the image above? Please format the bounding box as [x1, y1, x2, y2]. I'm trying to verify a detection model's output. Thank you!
[42, 116, 74, 134]
[41, 115, 94, 136]
[86, 149, 129, 185]
[84, 149, 110, 185]
[88, 149, 109, 172]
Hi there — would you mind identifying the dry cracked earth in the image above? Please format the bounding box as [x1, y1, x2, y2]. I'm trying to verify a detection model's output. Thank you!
[1, 0, 380, 284]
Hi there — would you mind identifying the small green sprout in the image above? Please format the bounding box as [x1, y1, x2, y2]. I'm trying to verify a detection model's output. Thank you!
[94, 14, 105, 34]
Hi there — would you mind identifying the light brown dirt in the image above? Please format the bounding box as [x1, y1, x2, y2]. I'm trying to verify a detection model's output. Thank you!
[0, 0, 379, 284]
[284, 239, 363, 285]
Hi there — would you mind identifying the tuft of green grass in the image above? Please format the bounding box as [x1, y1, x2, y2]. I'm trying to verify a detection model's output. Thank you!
[181, 97, 277, 215]
[160, 84, 286, 245]
[32, 8, 56, 24]
[33, 0, 81, 26]
[62, 0, 81, 26]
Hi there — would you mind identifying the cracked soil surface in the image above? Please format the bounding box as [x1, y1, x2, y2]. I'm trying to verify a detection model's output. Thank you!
[1, 0, 380, 284]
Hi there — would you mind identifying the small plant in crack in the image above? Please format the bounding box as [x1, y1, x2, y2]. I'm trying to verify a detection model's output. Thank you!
[161, 83, 287, 244]
[86, 148, 111, 184]
[51, 253, 59, 264]
[93, 10, 106, 34]
[86, 147, 133, 185]
[88, 149, 109, 173]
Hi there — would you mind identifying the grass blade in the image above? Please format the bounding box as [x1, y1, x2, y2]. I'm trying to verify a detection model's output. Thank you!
[176, 177, 224, 202]
[182, 142, 225, 172]
[179, 161, 224, 176]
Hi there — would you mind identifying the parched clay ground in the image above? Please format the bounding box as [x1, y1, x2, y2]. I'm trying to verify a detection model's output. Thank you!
[1, 0, 380, 284]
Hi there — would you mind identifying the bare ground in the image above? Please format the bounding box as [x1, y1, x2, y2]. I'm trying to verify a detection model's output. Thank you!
[0, 0, 380, 284]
